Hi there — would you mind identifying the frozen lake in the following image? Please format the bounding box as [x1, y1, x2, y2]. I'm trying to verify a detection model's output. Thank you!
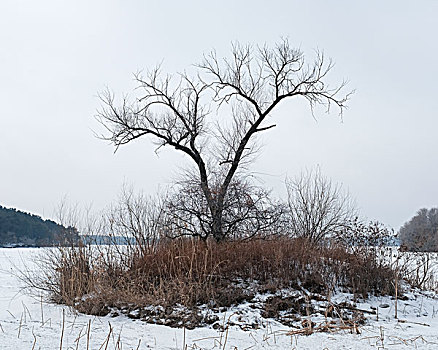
[0, 247, 437, 349]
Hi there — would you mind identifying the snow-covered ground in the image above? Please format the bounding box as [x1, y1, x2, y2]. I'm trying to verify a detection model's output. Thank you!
[1, 248, 438, 349]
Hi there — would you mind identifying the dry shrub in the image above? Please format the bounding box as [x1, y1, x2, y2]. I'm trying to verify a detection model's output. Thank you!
[396, 251, 438, 291]
[29, 244, 97, 305]
[36, 237, 396, 317]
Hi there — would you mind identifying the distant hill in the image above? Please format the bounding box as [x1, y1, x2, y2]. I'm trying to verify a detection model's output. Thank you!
[0, 205, 79, 247]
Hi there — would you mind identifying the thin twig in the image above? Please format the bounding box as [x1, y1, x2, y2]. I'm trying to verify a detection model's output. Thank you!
[60, 309, 65, 350]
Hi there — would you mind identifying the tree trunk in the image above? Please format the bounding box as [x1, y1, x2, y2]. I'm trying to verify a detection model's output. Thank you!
[211, 215, 223, 242]
[210, 200, 225, 242]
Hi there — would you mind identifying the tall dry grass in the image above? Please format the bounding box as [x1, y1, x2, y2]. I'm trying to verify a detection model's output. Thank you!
[32, 237, 396, 318]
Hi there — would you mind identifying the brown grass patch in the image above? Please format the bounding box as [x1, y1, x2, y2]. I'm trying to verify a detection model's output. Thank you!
[33, 237, 396, 323]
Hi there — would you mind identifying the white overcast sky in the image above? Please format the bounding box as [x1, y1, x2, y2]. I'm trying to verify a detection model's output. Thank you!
[1, 0, 437, 230]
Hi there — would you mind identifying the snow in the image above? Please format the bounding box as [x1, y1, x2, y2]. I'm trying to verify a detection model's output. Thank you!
[1, 248, 437, 349]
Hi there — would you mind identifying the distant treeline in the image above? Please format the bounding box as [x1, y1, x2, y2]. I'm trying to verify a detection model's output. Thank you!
[0, 205, 79, 247]
[399, 208, 438, 252]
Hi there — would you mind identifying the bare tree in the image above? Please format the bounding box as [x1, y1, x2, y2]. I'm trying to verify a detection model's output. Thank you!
[104, 185, 164, 252]
[162, 174, 287, 240]
[97, 39, 351, 241]
[286, 168, 357, 243]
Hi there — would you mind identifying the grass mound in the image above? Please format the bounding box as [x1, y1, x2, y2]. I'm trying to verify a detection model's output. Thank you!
[33, 237, 396, 328]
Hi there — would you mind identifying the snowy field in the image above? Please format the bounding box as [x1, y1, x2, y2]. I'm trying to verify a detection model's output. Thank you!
[1, 248, 438, 349]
